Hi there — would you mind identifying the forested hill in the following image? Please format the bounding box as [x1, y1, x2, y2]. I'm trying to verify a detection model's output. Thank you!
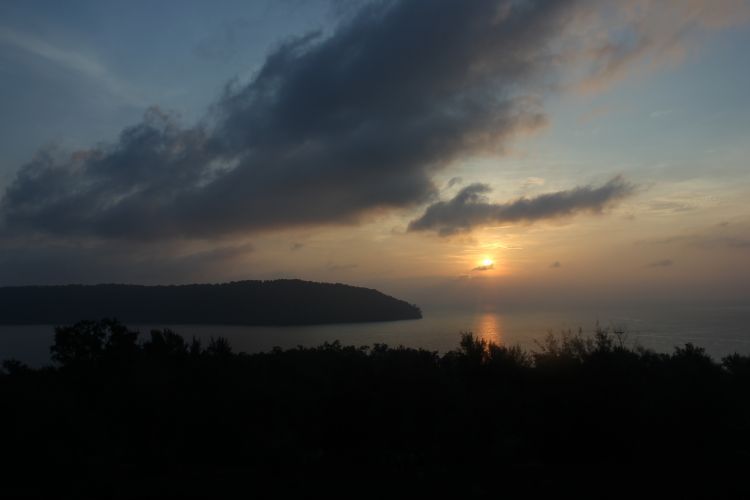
[0, 280, 422, 325]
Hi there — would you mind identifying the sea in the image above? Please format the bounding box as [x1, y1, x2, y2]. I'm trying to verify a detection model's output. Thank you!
[2, 303, 750, 367]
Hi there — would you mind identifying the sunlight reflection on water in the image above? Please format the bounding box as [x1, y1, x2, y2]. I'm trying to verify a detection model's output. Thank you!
[474, 312, 503, 346]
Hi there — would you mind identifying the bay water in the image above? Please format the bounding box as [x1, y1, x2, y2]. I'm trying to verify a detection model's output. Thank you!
[2, 303, 750, 367]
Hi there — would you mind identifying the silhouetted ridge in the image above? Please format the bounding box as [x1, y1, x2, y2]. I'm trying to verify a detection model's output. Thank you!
[0, 280, 422, 325]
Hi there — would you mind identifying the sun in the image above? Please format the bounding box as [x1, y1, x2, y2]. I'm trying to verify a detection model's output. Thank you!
[481, 258, 494, 267]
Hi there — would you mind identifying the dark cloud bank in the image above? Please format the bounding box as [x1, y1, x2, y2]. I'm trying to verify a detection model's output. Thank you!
[1, 0, 621, 243]
[409, 176, 634, 236]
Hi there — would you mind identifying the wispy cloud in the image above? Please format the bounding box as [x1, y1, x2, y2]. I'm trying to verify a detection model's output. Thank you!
[573, 0, 750, 93]
[641, 234, 750, 250]
[0, 27, 144, 107]
[521, 177, 546, 191]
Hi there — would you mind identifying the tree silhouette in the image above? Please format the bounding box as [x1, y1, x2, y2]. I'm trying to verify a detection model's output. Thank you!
[2, 319, 750, 496]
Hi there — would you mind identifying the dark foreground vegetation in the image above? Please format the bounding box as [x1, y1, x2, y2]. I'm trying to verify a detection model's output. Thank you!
[2, 320, 750, 496]
[0, 279, 422, 325]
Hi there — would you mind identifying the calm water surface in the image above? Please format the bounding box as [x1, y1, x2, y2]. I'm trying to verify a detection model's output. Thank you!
[2, 304, 750, 367]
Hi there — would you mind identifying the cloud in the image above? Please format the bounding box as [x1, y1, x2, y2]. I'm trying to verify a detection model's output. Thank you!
[1, 0, 577, 240]
[716, 238, 750, 249]
[550, 261, 562, 268]
[472, 263, 494, 272]
[408, 176, 635, 236]
[647, 259, 674, 268]
[572, 0, 750, 93]
[0, 0, 744, 245]
[0, 27, 143, 107]
[521, 177, 546, 190]
[646, 200, 697, 215]
[640, 233, 750, 250]
[637, 221, 750, 251]
[447, 177, 463, 189]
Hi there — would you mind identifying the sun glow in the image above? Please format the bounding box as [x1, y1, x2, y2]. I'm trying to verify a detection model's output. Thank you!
[481, 258, 494, 267]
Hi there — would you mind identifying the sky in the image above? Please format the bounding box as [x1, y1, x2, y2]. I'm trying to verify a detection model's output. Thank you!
[1, 0, 749, 310]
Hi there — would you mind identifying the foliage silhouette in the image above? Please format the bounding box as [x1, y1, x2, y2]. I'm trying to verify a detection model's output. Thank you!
[1, 320, 750, 496]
